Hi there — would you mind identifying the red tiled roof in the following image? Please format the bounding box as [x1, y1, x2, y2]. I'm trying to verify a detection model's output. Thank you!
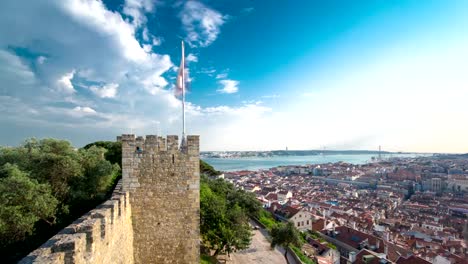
[283, 206, 301, 217]
[312, 219, 325, 231]
[321, 226, 384, 253]
[265, 193, 278, 201]
[274, 205, 301, 219]
[384, 241, 413, 262]
[396, 255, 431, 264]
[353, 249, 382, 264]
[307, 237, 330, 256]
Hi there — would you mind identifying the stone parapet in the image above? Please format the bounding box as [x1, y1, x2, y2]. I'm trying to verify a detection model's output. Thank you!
[19, 181, 134, 264]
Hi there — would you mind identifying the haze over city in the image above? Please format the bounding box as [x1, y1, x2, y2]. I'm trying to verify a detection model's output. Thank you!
[1, 0, 467, 152]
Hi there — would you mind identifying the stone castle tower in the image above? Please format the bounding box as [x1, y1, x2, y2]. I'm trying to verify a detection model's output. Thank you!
[119, 134, 200, 264]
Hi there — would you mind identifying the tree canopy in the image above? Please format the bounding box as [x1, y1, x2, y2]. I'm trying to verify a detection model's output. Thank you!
[271, 221, 303, 263]
[0, 138, 121, 263]
[200, 174, 261, 257]
[200, 159, 221, 177]
[0, 164, 58, 246]
[83, 141, 122, 166]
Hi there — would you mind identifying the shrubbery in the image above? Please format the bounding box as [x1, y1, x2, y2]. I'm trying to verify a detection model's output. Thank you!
[291, 245, 316, 264]
[258, 209, 278, 231]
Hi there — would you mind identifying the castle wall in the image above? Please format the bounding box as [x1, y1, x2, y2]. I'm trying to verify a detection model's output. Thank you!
[121, 134, 200, 264]
[20, 181, 135, 264]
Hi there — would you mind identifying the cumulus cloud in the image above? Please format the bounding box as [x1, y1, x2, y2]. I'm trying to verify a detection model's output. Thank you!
[0, 0, 177, 141]
[89, 83, 118, 98]
[56, 70, 76, 94]
[141, 73, 169, 95]
[217, 79, 239, 94]
[62, 0, 150, 63]
[179, 1, 227, 47]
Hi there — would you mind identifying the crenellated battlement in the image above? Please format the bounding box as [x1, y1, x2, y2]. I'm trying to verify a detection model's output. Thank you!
[118, 134, 199, 154]
[20, 181, 134, 264]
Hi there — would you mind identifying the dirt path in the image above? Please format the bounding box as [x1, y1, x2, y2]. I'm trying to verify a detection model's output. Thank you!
[217, 228, 287, 264]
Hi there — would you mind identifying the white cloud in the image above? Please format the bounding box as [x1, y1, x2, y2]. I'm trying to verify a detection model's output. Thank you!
[73, 106, 97, 115]
[186, 53, 198, 63]
[123, 0, 155, 27]
[141, 72, 169, 95]
[215, 73, 227, 79]
[0, 50, 35, 86]
[62, 0, 150, 63]
[197, 103, 269, 116]
[56, 70, 76, 94]
[0, 96, 39, 120]
[200, 68, 216, 76]
[180, 1, 226, 47]
[152, 36, 162, 46]
[89, 83, 118, 98]
[217, 79, 239, 94]
[143, 44, 152, 52]
[142, 27, 150, 41]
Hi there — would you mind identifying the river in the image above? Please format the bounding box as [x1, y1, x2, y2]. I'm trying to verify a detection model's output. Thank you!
[202, 153, 428, 172]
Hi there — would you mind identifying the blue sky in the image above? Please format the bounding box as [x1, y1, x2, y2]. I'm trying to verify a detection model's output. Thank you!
[0, 0, 467, 152]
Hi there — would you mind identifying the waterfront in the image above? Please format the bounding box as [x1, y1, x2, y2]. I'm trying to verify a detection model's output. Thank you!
[203, 153, 428, 172]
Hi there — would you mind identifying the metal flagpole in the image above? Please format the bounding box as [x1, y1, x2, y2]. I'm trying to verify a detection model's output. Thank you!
[181, 41, 186, 146]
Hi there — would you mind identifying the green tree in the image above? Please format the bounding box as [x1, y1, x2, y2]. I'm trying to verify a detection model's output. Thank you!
[200, 180, 226, 252]
[271, 222, 303, 264]
[71, 146, 120, 203]
[83, 141, 122, 166]
[0, 138, 123, 262]
[223, 204, 252, 257]
[200, 175, 256, 257]
[2, 138, 83, 203]
[227, 188, 262, 218]
[0, 164, 58, 246]
[200, 160, 220, 176]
